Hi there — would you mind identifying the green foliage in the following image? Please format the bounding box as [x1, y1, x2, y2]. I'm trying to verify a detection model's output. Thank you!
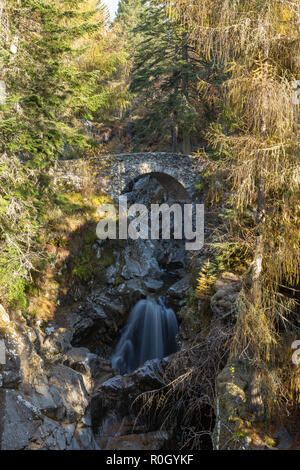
[115, 0, 144, 46]
[72, 240, 115, 281]
[0, 155, 48, 308]
[195, 259, 218, 300]
[0, 0, 104, 163]
[128, 1, 204, 150]
[173, 0, 300, 411]
[72, 245, 95, 281]
[214, 243, 252, 272]
[0, 245, 28, 309]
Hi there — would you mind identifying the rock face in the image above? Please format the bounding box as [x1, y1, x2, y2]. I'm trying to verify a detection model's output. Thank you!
[274, 426, 293, 450]
[0, 172, 191, 451]
[213, 360, 250, 450]
[121, 240, 162, 280]
[0, 328, 100, 450]
[0, 304, 10, 324]
[91, 359, 172, 450]
[167, 275, 190, 300]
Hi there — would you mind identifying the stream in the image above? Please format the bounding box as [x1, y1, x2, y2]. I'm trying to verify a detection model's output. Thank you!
[111, 297, 178, 375]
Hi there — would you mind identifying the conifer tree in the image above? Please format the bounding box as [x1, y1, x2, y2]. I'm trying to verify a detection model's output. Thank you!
[0, 0, 103, 165]
[115, 0, 143, 43]
[129, 0, 203, 152]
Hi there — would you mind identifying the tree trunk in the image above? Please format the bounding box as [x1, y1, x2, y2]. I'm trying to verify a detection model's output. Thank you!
[183, 132, 191, 154]
[181, 35, 192, 154]
[248, 175, 266, 420]
[172, 123, 178, 153]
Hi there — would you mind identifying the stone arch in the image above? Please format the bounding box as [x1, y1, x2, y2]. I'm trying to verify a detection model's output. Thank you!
[97, 153, 202, 200]
[56, 152, 203, 200]
[122, 171, 192, 202]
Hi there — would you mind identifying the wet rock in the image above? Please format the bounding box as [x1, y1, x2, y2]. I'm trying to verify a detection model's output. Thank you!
[144, 279, 164, 292]
[93, 359, 115, 391]
[165, 245, 186, 270]
[117, 279, 147, 307]
[91, 359, 168, 450]
[70, 304, 108, 347]
[121, 240, 161, 280]
[167, 275, 190, 300]
[106, 264, 119, 285]
[70, 314, 95, 346]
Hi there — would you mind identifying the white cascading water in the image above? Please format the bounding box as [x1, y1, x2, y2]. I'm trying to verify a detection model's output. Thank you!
[111, 297, 178, 375]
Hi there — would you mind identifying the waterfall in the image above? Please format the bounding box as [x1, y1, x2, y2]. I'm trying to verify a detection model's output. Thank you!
[111, 297, 178, 375]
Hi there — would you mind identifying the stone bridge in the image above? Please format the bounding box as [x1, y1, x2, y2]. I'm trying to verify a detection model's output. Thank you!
[56, 152, 203, 201]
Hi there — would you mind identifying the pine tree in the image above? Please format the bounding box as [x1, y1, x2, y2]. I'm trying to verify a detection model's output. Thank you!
[129, 0, 203, 152]
[0, 0, 105, 308]
[0, 0, 103, 165]
[115, 0, 143, 44]
[74, 1, 130, 125]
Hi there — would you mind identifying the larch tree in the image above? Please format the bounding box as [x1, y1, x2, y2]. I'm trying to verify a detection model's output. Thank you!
[170, 0, 300, 412]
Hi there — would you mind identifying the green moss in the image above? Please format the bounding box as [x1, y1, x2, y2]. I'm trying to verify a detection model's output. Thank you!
[0, 245, 28, 309]
[72, 246, 96, 281]
[194, 182, 204, 194]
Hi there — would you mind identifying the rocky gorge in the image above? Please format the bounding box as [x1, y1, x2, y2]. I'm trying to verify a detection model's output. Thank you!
[0, 174, 199, 450]
[0, 171, 297, 451]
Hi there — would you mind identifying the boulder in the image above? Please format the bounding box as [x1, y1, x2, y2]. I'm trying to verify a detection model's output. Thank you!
[117, 279, 147, 308]
[91, 359, 168, 450]
[121, 240, 161, 280]
[46, 364, 89, 423]
[42, 328, 72, 359]
[0, 389, 41, 450]
[165, 245, 186, 270]
[30, 418, 99, 450]
[167, 275, 190, 300]
[144, 279, 164, 292]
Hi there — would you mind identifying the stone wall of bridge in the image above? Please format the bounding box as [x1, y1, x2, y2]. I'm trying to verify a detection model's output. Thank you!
[54, 152, 203, 200]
